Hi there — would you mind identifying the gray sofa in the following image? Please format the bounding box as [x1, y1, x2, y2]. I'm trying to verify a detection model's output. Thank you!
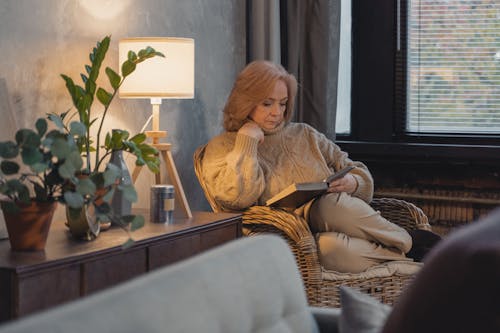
[0, 235, 341, 333]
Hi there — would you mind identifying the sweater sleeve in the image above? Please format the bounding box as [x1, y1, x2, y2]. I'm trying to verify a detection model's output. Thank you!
[309, 126, 374, 203]
[201, 133, 266, 211]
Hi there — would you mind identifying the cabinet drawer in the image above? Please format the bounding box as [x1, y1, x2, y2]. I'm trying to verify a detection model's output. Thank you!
[17, 265, 80, 317]
[200, 224, 239, 250]
[149, 234, 200, 269]
[83, 248, 147, 294]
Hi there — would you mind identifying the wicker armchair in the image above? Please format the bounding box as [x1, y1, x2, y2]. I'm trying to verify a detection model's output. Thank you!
[193, 144, 431, 307]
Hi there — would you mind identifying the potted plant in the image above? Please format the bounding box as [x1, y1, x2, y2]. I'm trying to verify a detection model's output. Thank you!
[0, 118, 84, 251]
[50, 35, 163, 243]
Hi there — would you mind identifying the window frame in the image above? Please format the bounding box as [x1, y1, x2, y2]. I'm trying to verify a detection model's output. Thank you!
[338, 0, 500, 165]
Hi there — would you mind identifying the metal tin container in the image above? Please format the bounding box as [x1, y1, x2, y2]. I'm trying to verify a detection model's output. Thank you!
[150, 185, 175, 223]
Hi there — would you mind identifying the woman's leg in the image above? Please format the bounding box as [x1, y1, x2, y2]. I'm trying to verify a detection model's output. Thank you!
[309, 192, 412, 253]
[316, 232, 410, 273]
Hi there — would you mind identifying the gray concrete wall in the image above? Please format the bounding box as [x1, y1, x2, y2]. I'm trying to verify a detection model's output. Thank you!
[0, 0, 246, 218]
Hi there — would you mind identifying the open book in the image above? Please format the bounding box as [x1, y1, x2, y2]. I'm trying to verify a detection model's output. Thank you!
[265, 166, 355, 208]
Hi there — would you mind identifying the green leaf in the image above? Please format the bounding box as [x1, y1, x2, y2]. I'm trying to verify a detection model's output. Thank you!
[146, 160, 160, 174]
[15, 129, 40, 148]
[105, 67, 121, 90]
[121, 238, 135, 250]
[120, 184, 138, 203]
[48, 113, 65, 129]
[76, 94, 93, 119]
[76, 177, 97, 196]
[0, 160, 19, 174]
[131, 215, 145, 231]
[35, 118, 47, 137]
[130, 133, 146, 144]
[122, 141, 137, 153]
[89, 172, 104, 188]
[58, 151, 83, 180]
[51, 137, 71, 159]
[85, 79, 96, 96]
[104, 132, 111, 147]
[134, 156, 146, 166]
[21, 147, 43, 165]
[138, 143, 158, 155]
[102, 187, 114, 203]
[121, 60, 136, 77]
[96, 88, 112, 107]
[103, 165, 119, 187]
[127, 50, 137, 62]
[137, 48, 147, 58]
[69, 121, 86, 137]
[31, 161, 49, 174]
[108, 129, 129, 150]
[61, 74, 79, 107]
[0, 141, 19, 158]
[64, 191, 85, 208]
[58, 160, 77, 179]
[69, 150, 84, 171]
[45, 129, 62, 140]
[121, 214, 145, 231]
[80, 73, 88, 84]
[87, 36, 110, 83]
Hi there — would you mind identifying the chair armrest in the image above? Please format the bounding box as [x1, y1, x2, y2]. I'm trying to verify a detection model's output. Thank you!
[242, 206, 312, 243]
[371, 197, 431, 231]
[242, 206, 324, 286]
[310, 306, 341, 333]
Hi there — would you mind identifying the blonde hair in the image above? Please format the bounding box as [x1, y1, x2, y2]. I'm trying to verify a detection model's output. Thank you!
[223, 60, 297, 131]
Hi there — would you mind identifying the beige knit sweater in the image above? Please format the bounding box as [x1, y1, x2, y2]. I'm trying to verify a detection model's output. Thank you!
[202, 122, 374, 216]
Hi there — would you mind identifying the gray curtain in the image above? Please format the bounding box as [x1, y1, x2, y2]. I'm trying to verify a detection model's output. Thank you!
[247, 0, 340, 139]
[247, 0, 281, 63]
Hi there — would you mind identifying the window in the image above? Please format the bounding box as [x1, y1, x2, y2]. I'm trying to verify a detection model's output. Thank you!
[342, 0, 500, 162]
[407, 0, 500, 134]
[335, 0, 352, 134]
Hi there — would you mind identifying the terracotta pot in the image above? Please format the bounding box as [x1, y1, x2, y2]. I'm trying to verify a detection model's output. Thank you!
[1, 200, 57, 251]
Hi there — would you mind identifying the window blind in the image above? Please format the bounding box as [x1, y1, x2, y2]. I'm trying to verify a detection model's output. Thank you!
[407, 0, 500, 134]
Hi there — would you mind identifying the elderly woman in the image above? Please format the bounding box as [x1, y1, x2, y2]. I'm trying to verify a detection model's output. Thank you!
[201, 60, 439, 273]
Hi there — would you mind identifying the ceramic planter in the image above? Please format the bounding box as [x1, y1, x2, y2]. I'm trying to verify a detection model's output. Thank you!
[65, 204, 100, 241]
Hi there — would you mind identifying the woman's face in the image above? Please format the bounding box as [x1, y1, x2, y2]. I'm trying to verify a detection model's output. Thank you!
[249, 79, 288, 131]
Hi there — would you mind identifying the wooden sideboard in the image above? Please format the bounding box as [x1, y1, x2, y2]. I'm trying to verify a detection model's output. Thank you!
[0, 210, 242, 322]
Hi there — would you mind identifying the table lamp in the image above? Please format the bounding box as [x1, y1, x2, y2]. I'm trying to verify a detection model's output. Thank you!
[119, 37, 195, 218]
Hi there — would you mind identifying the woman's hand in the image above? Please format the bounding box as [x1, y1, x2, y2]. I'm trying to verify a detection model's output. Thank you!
[327, 174, 358, 194]
[238, 121, 264, 143]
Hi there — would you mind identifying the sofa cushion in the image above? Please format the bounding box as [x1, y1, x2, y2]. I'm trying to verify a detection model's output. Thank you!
[338, 286, 391, 333]
[0, 235, 319, 333]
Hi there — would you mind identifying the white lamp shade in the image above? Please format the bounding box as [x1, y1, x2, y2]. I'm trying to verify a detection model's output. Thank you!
[119, 37, 195, 99]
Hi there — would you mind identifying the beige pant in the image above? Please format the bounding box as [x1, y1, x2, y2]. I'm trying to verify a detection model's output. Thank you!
[309, 192, 412, 273]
